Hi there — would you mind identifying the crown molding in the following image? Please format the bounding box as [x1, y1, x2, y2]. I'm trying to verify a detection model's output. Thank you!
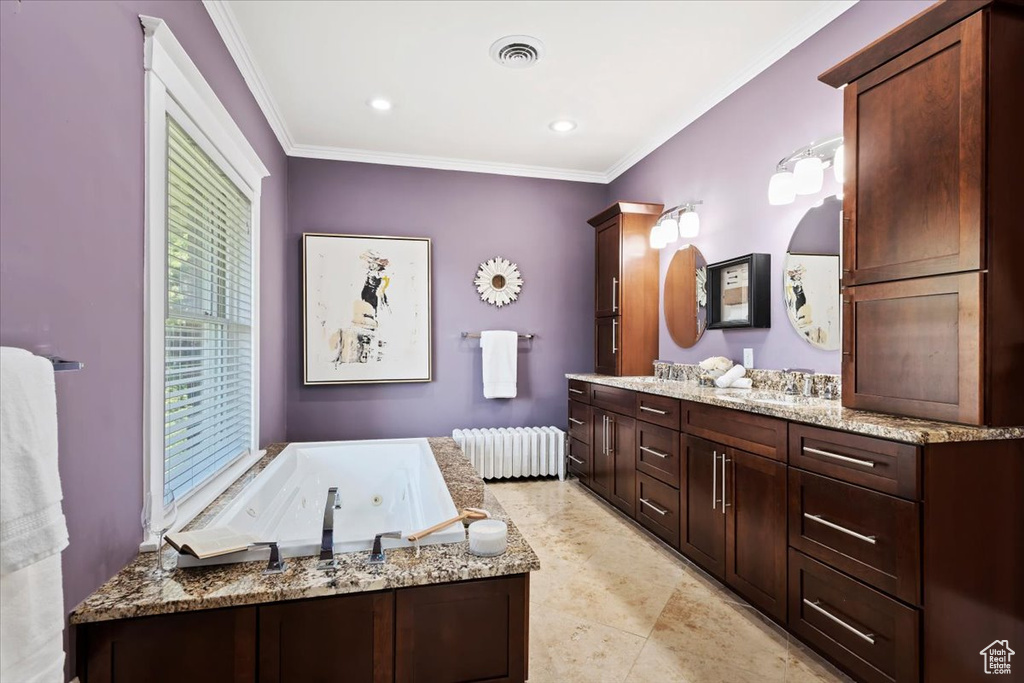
[289, 144, 610, 183]
[205, 0, 855, 185]
[603, 0, 857, 182]
[203, 0, 294, 152]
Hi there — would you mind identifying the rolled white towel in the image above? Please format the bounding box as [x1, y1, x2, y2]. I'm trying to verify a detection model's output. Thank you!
[730, 378, 753, 389]
[715, 364, 747, 388]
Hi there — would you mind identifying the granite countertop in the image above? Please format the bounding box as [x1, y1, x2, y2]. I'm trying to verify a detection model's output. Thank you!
[566, 373, 1024, 445]
[70, 438, 540, 625]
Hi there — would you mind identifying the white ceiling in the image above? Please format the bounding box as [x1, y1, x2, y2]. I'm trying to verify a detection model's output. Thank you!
[205, 0, 855, 183]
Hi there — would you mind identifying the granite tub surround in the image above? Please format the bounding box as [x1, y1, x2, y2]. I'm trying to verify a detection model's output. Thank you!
[567, 373, 1024, 444]
[70, 438, 539, 625]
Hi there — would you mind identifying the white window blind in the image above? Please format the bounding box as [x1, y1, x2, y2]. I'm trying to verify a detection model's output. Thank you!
[163, 114, 253, 504]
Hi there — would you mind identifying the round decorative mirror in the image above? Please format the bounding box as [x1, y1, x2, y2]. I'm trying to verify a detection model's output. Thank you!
[783, 196, 842, 350]
[475, 257, 523, 307]
[664, 244, 708, 348]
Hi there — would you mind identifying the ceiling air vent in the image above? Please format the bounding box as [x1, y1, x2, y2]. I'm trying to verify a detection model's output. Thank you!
[490, 35, 544, 68]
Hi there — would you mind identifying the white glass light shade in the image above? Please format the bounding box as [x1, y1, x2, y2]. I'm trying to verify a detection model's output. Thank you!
[649, 224, 666, 249]
[794, 156, 824, 195]
[659, 217, 679, 245]
[768, 171, 796, 205]
[678, 210, 700, 238]
[833, 144, 845, 184]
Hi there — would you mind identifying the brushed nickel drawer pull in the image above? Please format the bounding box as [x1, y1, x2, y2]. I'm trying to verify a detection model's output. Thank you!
[569, 417, 585, 426]
[711, 450, 718, 510]
[640, 405, 668, 415]
[569, 388, 584, 395]
[721, 455, 730, 514]
[804, 446, 875, 468]
[804, 514, 877, 544]
[803, 599, 876, 645]
[612, 277, 618, 313]
[568, 455, 585, 465]
[640, 445, 670, 459]
[640, 498, 669, 516]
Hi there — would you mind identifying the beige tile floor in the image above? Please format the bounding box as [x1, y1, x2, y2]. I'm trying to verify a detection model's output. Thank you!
[488, 478, 852, 683]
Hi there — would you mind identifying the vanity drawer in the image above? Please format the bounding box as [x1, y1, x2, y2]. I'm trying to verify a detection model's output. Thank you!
[681, 401, 787, 461]
[789, 550, 919, 683]
[568, 401, 592, 444]
[637, 472, 680, 547]
[789, 424, 919, 499]
[636, 422, 680, 488]
[635, 392, 680, 430]
[590, 384, 635, 417]
[567, 438, 590, 484]
[789, 470, 920, 605]
[568, 379, 590, 404]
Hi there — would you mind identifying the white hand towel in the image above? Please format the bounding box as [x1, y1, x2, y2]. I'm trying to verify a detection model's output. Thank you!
[480, 331, 518, 399]
[0, 347, 68, 574]
[714, 364, 747, 388]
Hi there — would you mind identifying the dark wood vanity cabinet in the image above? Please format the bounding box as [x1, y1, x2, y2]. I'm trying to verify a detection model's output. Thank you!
[679, 434, 726, 579]
[587, 202, 662, 376]
[821, 0, 1024, 426]
[593, 408, 636, 517]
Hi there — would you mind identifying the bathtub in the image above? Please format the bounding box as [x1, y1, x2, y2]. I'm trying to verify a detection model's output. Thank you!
[177, 438, 465, 567]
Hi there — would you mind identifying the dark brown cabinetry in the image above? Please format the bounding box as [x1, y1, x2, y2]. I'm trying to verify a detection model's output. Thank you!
[569, 378, 1022, 683]
[593, 408, 636, 517]
[821, 1, 1024, 426]
[587, 202, 662, 376]
[78, 575, 529, 683]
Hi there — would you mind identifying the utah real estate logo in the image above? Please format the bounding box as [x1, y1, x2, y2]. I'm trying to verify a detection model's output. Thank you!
[980, 640, 1014, 675]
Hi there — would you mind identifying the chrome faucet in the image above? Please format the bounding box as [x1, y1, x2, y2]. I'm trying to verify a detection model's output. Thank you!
[368, 531, 403, 565]
[318, 487, 342, 571]
[783, 368, 814, 396]
[249, 541, 287, 575]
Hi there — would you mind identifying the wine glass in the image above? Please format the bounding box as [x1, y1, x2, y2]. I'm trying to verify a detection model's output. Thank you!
[156, 490, 178, 572]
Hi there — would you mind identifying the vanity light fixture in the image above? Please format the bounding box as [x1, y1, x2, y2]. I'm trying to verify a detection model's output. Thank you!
[767, 135, 842, 205]
[650, 201, 702, 249]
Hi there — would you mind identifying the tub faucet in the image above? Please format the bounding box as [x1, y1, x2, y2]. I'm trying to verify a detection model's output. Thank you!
[368, 531, 403, 565]
[318, 487, 342, 571]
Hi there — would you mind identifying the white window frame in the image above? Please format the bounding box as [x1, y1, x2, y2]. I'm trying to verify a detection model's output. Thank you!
[141, 15, 268, 549]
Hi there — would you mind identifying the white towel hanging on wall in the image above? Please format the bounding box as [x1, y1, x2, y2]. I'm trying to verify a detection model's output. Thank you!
[480, 330, 518, 399]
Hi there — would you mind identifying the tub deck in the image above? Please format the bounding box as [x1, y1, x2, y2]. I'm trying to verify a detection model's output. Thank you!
[69, 437, 540, 625]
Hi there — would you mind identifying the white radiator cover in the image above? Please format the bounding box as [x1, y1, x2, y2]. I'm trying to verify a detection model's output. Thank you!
[452, 427, 565, 481]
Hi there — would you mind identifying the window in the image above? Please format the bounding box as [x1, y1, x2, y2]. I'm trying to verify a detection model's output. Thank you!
[142, 16, 267, 543]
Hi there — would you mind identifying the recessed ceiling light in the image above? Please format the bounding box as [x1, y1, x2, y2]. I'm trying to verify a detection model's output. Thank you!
[368, 98, 392, 111]
[549, 120, 577, 133]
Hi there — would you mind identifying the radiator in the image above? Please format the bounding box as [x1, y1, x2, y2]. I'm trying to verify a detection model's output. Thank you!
[452, 427, 565, 481]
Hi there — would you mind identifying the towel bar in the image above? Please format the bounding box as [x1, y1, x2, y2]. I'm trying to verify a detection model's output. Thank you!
[461, 332, 535, 339]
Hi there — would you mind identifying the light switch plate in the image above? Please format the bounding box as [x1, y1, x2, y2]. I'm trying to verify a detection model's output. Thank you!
[743, 348, 754, 369]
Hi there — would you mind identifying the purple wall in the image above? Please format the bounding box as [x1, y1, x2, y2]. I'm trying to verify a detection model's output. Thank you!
[287, 159, 606, 441]
[0, 0, 287, 656]
[608, 0, 931, 374]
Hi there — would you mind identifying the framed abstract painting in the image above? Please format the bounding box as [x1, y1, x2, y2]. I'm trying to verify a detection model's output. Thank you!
[303, 233, 432, 384]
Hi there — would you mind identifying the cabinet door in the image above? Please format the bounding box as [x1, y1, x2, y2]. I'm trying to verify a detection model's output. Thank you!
[595, 218, 621, 317]
[259, 592, 393, 683]
[843, 272, 983, 424]
[82, 607, 256, 683]
[594, 317, 619, 375]
[591, 409, 614, 500]
[843, 12, 984, 285]
[609, 413, 637, 517]
[725, 449, 787, 622]
[395, 575, 528, 683]
[679, 435, 726, 579]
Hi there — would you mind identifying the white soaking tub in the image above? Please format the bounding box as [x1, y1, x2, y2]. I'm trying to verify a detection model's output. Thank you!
[176, 438, 465, 567]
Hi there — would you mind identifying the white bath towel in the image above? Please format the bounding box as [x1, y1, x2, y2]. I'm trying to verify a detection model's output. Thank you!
[0, 347, 67, 683]
[0, 553, 65, 683]
[0, 347, 68, 574]
[480, 331, 518, 399]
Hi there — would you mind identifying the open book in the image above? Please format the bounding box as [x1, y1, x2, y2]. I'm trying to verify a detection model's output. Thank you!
[164, 527, 258, 560]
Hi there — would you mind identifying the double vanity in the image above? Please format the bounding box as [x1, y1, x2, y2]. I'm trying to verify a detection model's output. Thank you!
[566, 372, 1022, 683]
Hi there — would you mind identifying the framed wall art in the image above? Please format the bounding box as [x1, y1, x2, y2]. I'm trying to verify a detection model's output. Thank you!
[303, 233, 432, 384]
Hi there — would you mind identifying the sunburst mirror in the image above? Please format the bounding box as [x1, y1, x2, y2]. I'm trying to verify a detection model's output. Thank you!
[474, 257, 523, 307]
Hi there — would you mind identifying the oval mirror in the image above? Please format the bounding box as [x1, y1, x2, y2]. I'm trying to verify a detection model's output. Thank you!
[664, 244, 708, 348]
[783, 196, 842, 350]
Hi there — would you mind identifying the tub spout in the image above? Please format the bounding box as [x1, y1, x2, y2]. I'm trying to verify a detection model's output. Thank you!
[317, 487, 342, 571]
[368, 531, 403, 565]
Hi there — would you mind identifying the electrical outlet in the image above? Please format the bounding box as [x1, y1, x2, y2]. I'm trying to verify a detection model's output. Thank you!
[743, 348, 754, 369]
